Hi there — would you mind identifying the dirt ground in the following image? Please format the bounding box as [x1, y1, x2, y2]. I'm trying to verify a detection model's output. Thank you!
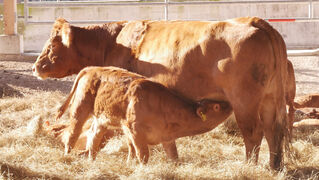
[1, 55, 319, 97]
[0, 57, 75, 97]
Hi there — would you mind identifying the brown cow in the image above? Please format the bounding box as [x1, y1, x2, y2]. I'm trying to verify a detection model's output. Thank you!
[33, 17, 288, 169]
[57, 66, 231, 160]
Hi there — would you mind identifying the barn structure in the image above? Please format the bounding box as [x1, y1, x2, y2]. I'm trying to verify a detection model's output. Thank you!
[0, 0, 319, 57]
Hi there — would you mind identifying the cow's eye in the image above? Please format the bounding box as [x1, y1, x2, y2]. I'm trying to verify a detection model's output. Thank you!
[50, 43, 61, 52]
[53, 42, 59, 48]
[213, 104, 220, 112]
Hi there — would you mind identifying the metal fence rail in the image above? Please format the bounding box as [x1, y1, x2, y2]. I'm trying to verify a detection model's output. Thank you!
[23, 0, 319, 24]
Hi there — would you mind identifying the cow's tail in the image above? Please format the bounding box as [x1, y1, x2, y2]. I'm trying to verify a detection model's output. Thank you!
[249, 17, 291, 164]
[56, 69, 88, 120]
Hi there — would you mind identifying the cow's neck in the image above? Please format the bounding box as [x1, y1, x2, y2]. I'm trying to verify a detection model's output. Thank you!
[104, 46, 134, 70]
[72, 22, 126, 69]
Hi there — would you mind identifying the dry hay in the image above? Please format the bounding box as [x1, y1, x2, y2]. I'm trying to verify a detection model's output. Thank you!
[1, 91, 319, 180]
[1, 56, 319, 179]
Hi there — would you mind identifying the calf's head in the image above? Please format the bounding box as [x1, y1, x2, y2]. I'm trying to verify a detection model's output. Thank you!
[196, 99, 232, 122]
[32, 18, 81, 79]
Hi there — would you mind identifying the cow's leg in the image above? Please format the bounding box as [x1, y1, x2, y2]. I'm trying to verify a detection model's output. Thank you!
[162, 141, 178, 160]
[225, 88, 263, 163]
[62, 92, 94, 154]
[234, 109, 263, 164]
[260, 96, 286, 170]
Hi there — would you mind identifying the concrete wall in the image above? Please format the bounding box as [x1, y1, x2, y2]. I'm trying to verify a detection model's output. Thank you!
[19, 2, 319, 52]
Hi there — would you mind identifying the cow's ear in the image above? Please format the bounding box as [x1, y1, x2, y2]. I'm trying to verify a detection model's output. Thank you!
[61, 22, 72, 47]
[51, 18, 65, 37]
[51, 18, 72, 46]
[54, 18, 68, 28]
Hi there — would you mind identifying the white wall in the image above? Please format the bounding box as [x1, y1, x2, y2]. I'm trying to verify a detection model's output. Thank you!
[23, 2, 319, 52]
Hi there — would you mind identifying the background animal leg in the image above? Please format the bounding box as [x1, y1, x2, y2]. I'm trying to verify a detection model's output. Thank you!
[287, 103, 295, 140]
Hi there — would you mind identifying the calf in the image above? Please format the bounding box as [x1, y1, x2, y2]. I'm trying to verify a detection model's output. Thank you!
[57, 66, 232, 160]
[57, 66, 144, 156]
[121, 84, 232, 163]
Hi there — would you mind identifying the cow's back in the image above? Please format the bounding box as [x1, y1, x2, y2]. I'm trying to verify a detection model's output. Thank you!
[115, 18, 281, 102]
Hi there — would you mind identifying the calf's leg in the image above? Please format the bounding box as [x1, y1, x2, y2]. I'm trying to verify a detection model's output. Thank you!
[122, 123, 149, 164]
[126, 137, 136, 163]
[162, 141, 178, 160]
[134, 140, 149, 164]
[85, 117, 112, 159]
[62, 92, 94, 154]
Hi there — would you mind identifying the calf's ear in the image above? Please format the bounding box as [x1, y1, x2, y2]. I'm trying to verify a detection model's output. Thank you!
[196, 107, 207, 121]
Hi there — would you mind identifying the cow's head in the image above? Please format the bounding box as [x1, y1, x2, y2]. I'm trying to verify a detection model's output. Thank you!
[32, 18, 81, 79]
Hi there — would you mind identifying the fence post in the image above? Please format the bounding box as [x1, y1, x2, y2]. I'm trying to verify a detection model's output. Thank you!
[24, 0, 28, 24]
[164, 0, 168, 20]
[0, 0, 24, 54]
[309, 0, 313, 19]
[3, 0, 17, 35]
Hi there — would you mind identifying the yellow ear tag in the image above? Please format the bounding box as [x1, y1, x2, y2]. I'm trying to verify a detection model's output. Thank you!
[200, 112, 207, 121]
